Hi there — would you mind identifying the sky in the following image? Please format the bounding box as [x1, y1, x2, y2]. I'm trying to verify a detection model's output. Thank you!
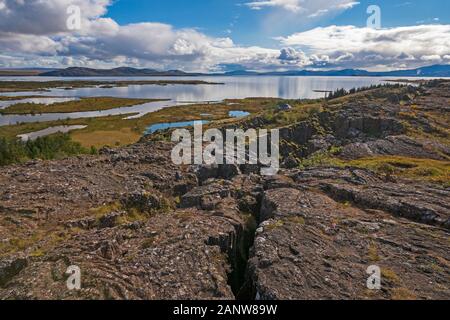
[0, 0, 449, 72]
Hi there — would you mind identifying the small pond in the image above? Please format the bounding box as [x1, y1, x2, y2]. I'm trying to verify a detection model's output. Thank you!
[145, 120, 209, 134]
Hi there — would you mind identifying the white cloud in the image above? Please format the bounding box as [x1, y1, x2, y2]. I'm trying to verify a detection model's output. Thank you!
[0, 0, 448, 72]
[308, 9, 329, 18]
[0, 0, 284, 71]
[245, 0, 359, 15]
[278, 24, 450, 69]
[245, 0, 304, 12]
[421, 55, 441, 61]
[0, 0, 111, 35]
[0, 0, 315, 72]
[56, 22, 286, 71]
[0, 32, 62, 55]
[278, 47, 312, 66]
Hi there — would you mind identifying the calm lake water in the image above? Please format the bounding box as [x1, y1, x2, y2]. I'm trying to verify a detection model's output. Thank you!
[0, 76, 425, 126]
[145, 110, 251, 134]
[146, 120, 209, 135]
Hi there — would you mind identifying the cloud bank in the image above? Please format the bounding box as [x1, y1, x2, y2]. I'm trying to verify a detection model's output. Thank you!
[278, 25, 450, 70]
[244, 0, 359, 16]
[0, 0, 448, 71]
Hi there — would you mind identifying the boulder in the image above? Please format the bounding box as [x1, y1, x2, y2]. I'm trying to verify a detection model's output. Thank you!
[0, 257, 28, 287]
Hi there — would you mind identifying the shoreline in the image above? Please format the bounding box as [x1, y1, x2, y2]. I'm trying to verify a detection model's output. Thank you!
[0, 79, 224, 93]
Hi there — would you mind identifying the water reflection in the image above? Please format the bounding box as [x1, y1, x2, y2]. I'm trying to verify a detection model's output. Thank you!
[229, 110, 250, 118]
[0, 97, 79, 109]
[0, 76, 407, 127]
[146, 120, 209, 134]
[0, 100, 173, 126]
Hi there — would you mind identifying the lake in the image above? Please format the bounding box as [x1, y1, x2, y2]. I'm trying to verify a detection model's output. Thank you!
[0, 76, 424, 126]
[145, 110, 251, 134]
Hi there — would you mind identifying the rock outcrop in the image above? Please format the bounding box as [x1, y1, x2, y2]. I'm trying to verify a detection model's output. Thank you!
[0, 81, 448, 300]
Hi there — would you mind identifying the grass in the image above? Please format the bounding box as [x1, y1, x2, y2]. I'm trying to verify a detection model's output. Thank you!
[297, 150, 450, 186]
[390, 288, 417, 300]
[0, 97, 160, 114]
[0, 229, 62, 256]
[382, 268, 401, 285]
[285, 216, 306, 225]
[0, 224, 74, 258]
[89, 202, 122, 220]
[265, 220, 285, 231]
[346, 156, 450, 185]
[91, 193, 173, 228]
[116, 209, 150, 225]
[368, 242, 380, 262]
[298, 147, 343, 168]
[72, 127, 142, 148]
[262, 101, 323, 127]
[0, 97, 277, 149]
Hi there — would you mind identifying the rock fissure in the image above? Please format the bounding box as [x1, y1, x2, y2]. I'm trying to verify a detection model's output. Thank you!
[0, 81, 449, 299]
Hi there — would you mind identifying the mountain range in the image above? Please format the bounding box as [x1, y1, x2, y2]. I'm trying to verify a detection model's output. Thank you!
[219, 64, 450, 77]
[5, 64, 450, 77]
[39, 67, 201, 77]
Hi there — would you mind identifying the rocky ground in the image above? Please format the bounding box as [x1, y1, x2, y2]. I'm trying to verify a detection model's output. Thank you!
[0, 80, 448, 300]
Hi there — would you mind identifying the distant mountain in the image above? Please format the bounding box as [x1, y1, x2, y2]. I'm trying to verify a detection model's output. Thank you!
[252, 65, 450, 77]
[222, 65, 450, 77]
[371, 65, 450, 77]
[38, 64, 450, 77]
[257, 69, 372, 77]
[40, 67, 201, 77]
[222, 70, 261, 76]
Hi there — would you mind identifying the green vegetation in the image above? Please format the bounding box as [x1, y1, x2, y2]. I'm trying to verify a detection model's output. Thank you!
[91, 194, 174, 229]
[298, 147, 343, 169]
[326, 83, 404, 100]
[298, 152, 449, 185]
[346, 156, 450, 185]
[91, 202, 152, 227]
[0, 134, 92, 166]
[0, 80, 223, 93]
[263, 102, 323, 127]
[0, 95, 48, 101]
[0, 97, 277, 149]
[89, 202, 122, 219]
[367, 242, 380, 262]
[265, 220, 285, 231]
[0, 227, 69, 257]
[390, 288, 417, 300]
[382, 268, 401, 285]
[0, 97, 159, 114]
[285, 216, 306, 225]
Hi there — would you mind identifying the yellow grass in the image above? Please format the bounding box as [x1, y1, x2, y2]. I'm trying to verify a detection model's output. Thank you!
[72, 128, 142, 148]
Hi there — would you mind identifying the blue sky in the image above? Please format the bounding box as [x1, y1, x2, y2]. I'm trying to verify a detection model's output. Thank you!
[106, 0, 449, 47]
[0, 0, 449, 71]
